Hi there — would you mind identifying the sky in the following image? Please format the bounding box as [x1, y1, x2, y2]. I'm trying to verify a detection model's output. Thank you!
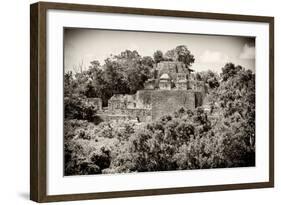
[64, 28, 255, 73]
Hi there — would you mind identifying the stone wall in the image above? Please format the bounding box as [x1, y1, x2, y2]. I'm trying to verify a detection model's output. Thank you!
[97, 109, 152, 122]
[96, 114, 130, 122]
[126, 108, 152, 122]
[151, 90, 196, 120]
[108, 99, 127, 114]
[188, 80, 205, 93]
[176, 82, 187, 90]
[156, 61, 188, 82]
[95, 84, 204, 122]
[107, 94, 136, 114]
[194, 91, 204, 107]
[135, 90, 153, 109]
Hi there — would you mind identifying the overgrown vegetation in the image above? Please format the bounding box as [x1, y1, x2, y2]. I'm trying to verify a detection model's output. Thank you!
[64, 46, 255, 175]
[64, 45, 195, 106]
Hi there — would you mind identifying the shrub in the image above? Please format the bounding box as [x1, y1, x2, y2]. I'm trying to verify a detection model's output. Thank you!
[64, 64, 255, 175]
[64, 140, 86, 175]
[64, 95, 100, 122]
[90, 147, 111, 170]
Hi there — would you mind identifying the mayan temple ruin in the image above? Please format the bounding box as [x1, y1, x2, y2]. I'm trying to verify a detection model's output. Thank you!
[87, 61, 206, 122]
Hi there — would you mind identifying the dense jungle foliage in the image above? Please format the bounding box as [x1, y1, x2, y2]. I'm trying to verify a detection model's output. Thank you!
[64, 47, 255, 175]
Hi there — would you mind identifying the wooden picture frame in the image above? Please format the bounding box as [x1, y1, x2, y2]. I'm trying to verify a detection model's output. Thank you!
[30, 1, 274, 202]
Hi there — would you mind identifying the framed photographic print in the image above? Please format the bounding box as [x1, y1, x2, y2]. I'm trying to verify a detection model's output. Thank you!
[30, 1, 274, 202]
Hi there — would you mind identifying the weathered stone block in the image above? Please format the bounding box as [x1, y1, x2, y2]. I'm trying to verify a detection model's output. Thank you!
[135, 90, 153, 109]
[151, 90, 196, 120]
[156, 61, 189, 82]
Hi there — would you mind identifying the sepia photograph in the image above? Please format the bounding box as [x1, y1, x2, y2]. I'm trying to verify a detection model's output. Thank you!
[63, 28, 256, 176]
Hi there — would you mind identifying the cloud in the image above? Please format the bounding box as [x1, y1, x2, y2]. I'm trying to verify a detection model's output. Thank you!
[239, 44, 255, 59]
[199, 50, 229, 63]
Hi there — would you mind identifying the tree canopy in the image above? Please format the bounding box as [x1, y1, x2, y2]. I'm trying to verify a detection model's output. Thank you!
[164, 45, 195, 67]
[64, 54, 256, 175]
[64, 49, 155, 106]
[64, 45, 196, 106]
